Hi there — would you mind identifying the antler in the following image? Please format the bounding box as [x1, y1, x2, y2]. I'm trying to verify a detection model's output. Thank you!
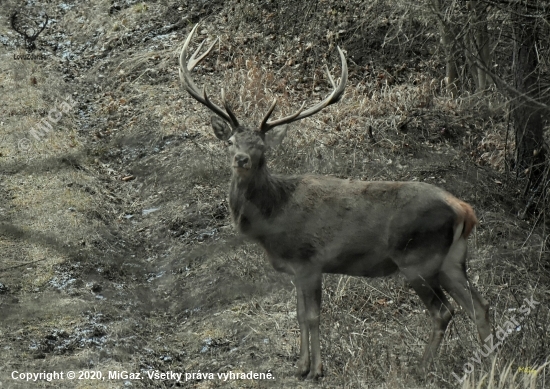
[10, 12, 25, 36]
[260, 47, 348, 133]
[179, 24, 240, 129]
[31, 13, 48, 39]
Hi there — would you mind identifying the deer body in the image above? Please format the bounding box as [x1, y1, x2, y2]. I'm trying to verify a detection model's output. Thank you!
[179, 24, 491, 380]
[222, 136, 490, 380]
[231, 174, 467, 279]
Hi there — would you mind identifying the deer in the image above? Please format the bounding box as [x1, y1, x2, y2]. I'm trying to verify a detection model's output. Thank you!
[178, 24, 491, 380]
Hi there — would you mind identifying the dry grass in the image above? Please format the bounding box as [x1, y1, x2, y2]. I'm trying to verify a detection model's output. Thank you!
[0, 1, 548, 389]
[461, 361, 549, 389]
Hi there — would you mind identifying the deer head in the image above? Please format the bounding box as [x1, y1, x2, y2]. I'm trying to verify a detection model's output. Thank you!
[178, 24, 347, 184]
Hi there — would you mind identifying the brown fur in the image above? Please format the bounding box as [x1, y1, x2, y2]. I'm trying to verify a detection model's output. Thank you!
[460, 201, 478, 238]
[443, 194, 478, 239]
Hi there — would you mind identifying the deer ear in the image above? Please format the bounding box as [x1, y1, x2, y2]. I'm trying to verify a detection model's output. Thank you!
[211, 116, 232, 141]
[265, 125, 288, 148]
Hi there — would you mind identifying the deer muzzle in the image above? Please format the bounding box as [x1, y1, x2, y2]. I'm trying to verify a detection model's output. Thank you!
[233, 153, 251, 170]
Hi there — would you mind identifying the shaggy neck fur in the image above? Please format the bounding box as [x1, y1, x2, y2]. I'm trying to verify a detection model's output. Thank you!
[229, 157, 298, 235]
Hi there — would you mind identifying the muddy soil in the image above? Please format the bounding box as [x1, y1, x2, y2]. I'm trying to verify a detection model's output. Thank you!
[0, 1, 548, 389]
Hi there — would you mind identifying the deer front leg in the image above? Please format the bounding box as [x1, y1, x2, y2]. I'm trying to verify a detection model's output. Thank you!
[295, 274, 323, 380]
[295, 285, 310, 378]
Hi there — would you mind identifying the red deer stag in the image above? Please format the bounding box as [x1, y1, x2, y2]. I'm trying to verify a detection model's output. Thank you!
[179, 24, 491, 380]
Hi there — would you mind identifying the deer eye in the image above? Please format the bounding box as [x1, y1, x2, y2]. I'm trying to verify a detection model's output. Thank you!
[226, 140, 233, 146]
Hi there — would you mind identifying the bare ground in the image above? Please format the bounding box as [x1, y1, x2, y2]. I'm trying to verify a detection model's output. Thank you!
[0, 1, 549, 388]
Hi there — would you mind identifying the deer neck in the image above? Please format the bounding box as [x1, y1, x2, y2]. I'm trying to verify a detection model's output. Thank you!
[229, 163, 297, 234]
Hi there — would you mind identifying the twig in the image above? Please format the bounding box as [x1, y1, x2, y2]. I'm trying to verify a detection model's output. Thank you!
[368, 125, 376, 144]
[0, 258, 48, 272]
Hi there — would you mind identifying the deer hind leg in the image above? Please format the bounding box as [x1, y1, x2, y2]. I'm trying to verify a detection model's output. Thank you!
[407, 275, 454, 369]
[439, 238, 491, 347]
[295, 274, 323, 380]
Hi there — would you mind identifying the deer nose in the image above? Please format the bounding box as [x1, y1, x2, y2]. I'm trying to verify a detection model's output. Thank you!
[234, 154, 250, 168]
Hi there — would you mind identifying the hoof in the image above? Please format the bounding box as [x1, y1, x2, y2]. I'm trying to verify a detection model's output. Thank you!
[295, 370, 308, 379]
[295, 359, 310, 379]
[305, 364, 323, 381]
[411, 363, 429, 381]
[305, 370, 323, 381]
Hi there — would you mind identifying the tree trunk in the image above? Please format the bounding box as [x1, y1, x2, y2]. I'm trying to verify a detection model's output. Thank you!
[432, 0, 459, 97]
[442, 30, 459, 97]
[466, 1, 492, 91]
[511, 11, 545, 190]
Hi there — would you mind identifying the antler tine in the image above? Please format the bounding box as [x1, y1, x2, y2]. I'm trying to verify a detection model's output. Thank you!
[188, 39, 206, 69]
[260, 46, 348, 133]
[221, 88, 240, 127]
[259, 99, 278, 131]
[188, 37, 218, 71]
[178, 24, 239, 129]
[32, 13, 48, 38]
[260, 101, 306, 133]
[10, 12, 24, 35]
[200, 85, 217, 110]
[324, 64, 336, 89]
